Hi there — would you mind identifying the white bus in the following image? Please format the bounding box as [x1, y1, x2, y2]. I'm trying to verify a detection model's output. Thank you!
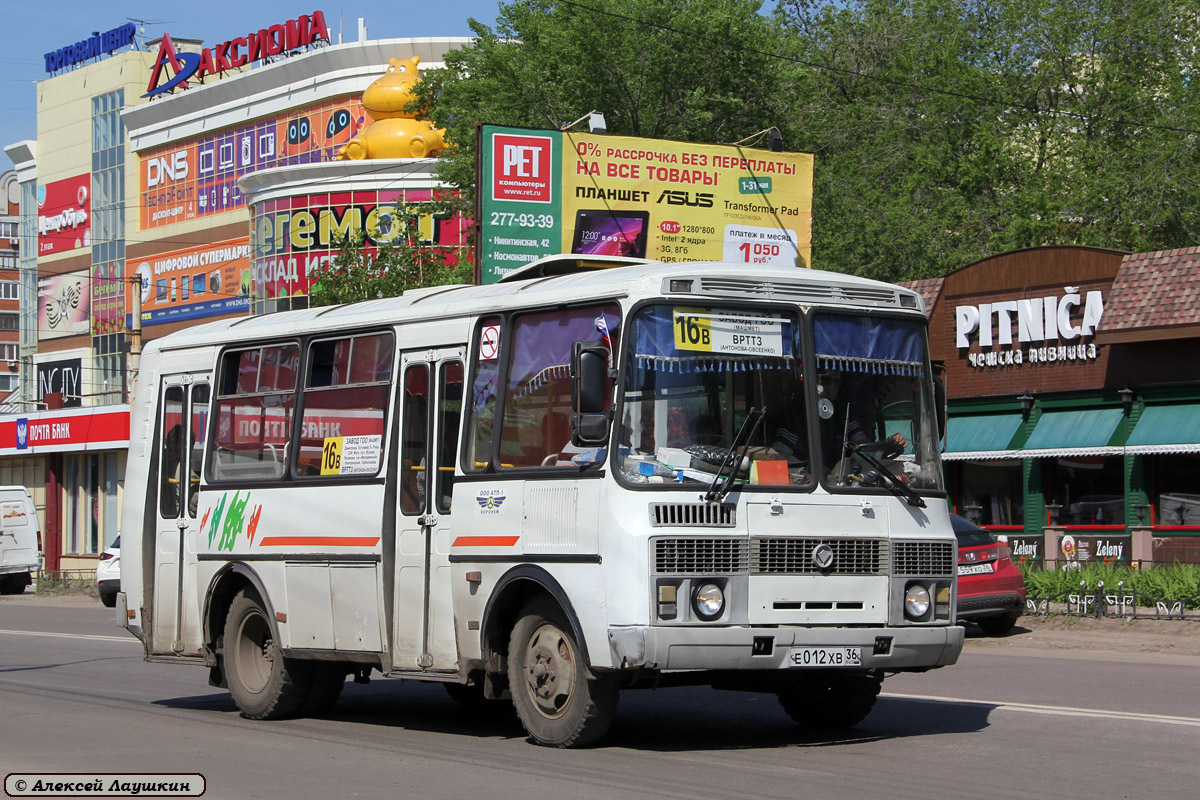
[119, 255, 962, 747]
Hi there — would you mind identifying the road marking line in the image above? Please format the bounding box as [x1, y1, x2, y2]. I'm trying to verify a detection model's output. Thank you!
[885, 692, 1200, 727]
[0, 628, 139, 644]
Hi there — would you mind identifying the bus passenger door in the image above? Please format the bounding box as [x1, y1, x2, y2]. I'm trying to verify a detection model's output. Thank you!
[150, 377, 210, 657]
[393, 350, 465, 673]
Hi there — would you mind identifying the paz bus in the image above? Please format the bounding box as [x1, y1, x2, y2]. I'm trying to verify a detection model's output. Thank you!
[118, 254, 963, 747]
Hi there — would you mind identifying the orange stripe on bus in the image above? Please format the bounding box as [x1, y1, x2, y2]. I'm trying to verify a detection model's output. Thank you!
[258, 537, 381, 547]
[452, 536, 520, 547]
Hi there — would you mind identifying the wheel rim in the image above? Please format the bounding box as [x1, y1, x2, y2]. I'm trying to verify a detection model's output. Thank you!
[521, 621, 576, 719]
[232, 608, 273, 695]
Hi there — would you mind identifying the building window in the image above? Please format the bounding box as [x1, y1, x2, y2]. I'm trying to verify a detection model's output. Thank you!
[0, 343, 17, 361]
[0, 253, 16, 270]
[0, 281, 18, 300]
[0, 221, 17, 238]
[64, 452, 120, 555]
[0, 313, 18, 331]
[0, 374, 17, 392]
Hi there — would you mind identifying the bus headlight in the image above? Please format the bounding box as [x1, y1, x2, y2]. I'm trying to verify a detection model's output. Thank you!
[904, 584, 931, 620]
[692, 582, 725, 621]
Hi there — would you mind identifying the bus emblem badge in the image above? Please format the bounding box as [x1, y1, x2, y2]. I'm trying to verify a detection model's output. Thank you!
[812, 544, 835, 570]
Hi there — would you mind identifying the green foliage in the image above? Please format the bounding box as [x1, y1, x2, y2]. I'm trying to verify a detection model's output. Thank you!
[771, 0, 1200, 279]
[1020, 562, 1200, 609]
[418, 0, 784, 221]
[307, 202, 472, 307]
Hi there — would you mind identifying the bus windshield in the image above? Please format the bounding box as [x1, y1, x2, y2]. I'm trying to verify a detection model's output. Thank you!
[617, 304, 943, 494]
[618, 304, 812, 487]
[812, 312, 943, 493]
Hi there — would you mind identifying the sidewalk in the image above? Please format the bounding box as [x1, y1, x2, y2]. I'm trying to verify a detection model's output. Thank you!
[964, 613, 1200, 658]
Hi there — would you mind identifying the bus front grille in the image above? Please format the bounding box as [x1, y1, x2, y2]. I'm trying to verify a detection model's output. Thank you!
[892, 541, 955, 576]
[653, 537, 748, 575]
[750, 537, 888, 575]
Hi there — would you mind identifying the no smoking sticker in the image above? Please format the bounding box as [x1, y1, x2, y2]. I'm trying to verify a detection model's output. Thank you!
[480, 325, 501, 360]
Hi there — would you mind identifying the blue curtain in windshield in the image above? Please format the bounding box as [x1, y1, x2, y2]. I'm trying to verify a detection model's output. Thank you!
[813, 315, 925, 376]
[633, 305, 796, 373]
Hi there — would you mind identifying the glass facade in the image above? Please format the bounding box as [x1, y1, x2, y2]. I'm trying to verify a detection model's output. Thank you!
[91, 89, 126, 404]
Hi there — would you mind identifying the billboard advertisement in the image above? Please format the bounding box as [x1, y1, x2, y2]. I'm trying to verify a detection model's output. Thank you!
[37, 174, 91, 256]
[91, 260, 125, 336]
[129, 238, 251, 326]
[477, 125, 814, 283]
[249, 188, 467, 301]
[139, 96, 366, 231]
[39, 271, 91, 340]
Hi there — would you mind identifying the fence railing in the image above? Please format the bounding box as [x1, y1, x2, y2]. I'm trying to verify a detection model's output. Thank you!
[1025, 580, 1200, 620]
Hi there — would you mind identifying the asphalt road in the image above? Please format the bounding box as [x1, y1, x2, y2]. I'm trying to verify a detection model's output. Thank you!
[2, 595, 1198, 799]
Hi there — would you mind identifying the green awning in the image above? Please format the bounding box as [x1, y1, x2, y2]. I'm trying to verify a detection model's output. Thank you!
[1125, 404, 1200, 454]
[1021, 408, 1124, 457]
[941, 414, 1024, 460]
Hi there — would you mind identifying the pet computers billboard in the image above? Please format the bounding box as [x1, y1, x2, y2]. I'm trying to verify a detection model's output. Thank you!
[477, 125, 813, 284]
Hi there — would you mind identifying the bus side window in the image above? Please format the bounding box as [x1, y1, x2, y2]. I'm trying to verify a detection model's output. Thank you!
[437, 362, 464, 513]
[160, 386, 185, 518]
[464, 316, 501, 472]
[499, 304, 620, 468]
[400, 365, 429, 514]
[295, 332, 393, 478]
[208, 343, 299, 482]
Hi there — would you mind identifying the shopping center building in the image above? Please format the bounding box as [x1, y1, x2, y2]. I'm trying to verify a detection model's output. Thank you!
[3, 12, 467, 571]
[916, 245, 1200, 568]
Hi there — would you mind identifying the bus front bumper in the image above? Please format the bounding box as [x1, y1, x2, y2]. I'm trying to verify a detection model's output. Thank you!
[606, 624, 964, 671]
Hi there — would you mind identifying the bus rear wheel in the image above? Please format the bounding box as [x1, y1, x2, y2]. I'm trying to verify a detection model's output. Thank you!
[507, 600, 617, 747]
[777, 670, 882, 730]
[224, 590, 310, 720]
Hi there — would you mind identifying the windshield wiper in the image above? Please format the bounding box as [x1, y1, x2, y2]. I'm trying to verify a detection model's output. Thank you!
[845, 441, 926, 508]
[704, 407, 765, 503]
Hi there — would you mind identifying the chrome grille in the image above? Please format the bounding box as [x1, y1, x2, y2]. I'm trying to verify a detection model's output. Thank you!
[649, 503, 736, 528]
[653, 538, 748, 574]
[750, 537, 888, 575]
[892, 541, 955, 576]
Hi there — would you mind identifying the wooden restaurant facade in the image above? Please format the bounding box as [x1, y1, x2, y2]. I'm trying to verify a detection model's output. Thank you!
[909, 245, 1200, 568]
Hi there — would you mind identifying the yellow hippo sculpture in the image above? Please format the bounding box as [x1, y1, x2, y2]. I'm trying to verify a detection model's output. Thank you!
[336, 56, 446, 160]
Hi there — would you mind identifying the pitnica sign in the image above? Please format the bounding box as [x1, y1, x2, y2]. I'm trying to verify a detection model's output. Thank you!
[144, 11, 330, 98]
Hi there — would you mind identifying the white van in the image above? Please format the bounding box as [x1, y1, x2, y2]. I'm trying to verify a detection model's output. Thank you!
[0, 486, 41, 595]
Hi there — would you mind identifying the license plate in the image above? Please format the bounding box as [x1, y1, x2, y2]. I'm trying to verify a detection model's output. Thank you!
[958, 562, 994, 576]
[788, 646, 862, 667]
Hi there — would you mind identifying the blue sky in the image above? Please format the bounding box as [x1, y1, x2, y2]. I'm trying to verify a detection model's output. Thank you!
[0, 1, 507, 172]
[2, 1, 783, 174]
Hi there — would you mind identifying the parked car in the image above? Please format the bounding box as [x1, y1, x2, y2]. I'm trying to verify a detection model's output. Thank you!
[96, 536, 120, 608]
[952, 514, 1026, 634]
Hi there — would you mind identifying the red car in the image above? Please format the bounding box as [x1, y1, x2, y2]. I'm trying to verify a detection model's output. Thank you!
[952, 514, 1026, 634]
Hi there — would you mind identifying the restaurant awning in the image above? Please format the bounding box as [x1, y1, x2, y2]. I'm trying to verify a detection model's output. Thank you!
[940, 413, 1024, 461]
[1124, 404, 1200, 455]
[1019, 408, 1125, 458]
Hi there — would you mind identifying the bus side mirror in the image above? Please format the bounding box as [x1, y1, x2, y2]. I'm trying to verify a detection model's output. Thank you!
[572, 341, 608, 414]
[572, 340, 611, 446]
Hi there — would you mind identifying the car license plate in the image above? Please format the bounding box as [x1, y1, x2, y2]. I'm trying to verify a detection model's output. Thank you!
[788, 646, 862, 667]
[958, 562, 994, 576]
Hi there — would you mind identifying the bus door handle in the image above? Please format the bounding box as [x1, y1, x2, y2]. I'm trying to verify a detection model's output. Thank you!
[417, 514, 438, 528]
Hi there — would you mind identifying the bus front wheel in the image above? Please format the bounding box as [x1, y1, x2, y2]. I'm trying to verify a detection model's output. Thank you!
[224, 590, 310, 720]
[777, 670, 882, 730]
[507, 600, 617, 747]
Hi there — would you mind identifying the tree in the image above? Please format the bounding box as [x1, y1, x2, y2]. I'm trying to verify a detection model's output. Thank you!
[307, 200, 472, 307]
[418, 0, 785, 220]
[772, 0, 1200, 280]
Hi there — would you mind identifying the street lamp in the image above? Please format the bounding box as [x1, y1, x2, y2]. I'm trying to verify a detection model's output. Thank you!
[1133, 502, 1151, 525]
[1046, 503, 1062, 526]
[1119, 386, 1135, 415]
[965, 503, 983, 525]
[1018, 390, 1034, 416]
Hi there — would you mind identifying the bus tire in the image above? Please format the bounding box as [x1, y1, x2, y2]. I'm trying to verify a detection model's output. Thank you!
[301, 662, 349, 715]
[777, 670, 882, 730]
[224, 590, 310, 720]
[507, 599, 617, 748]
